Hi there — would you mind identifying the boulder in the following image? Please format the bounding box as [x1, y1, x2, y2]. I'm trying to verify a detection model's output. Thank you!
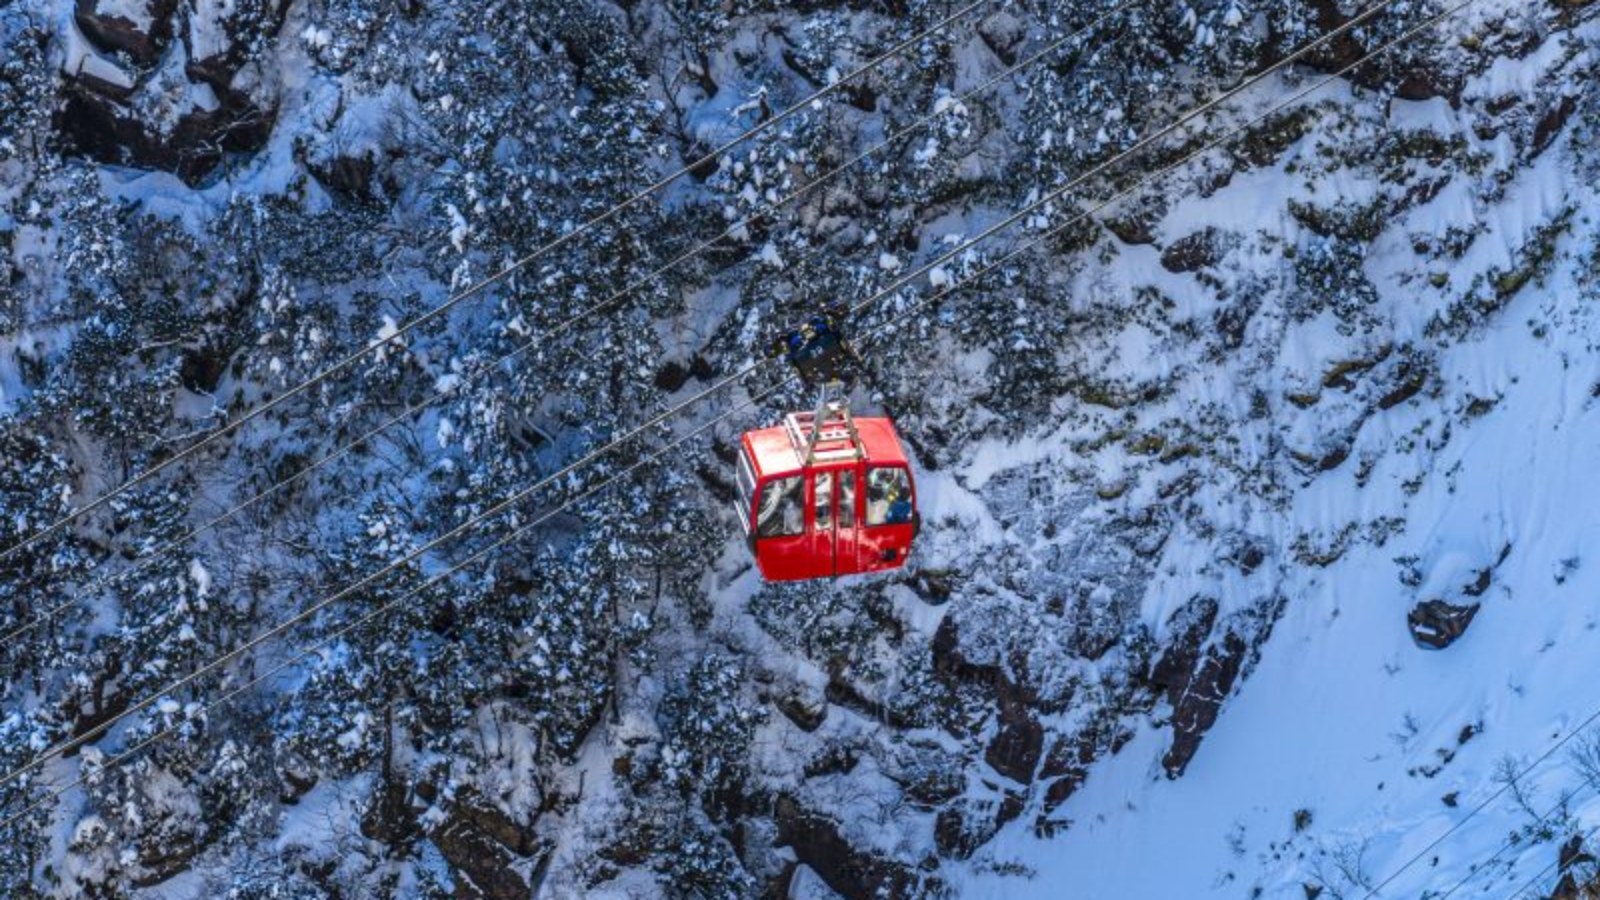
[775, 690, 828, 733]
[976, 12, 1025, 65]
[433, 815, 529, 900]
[1407, 600, 1480, 649]
[1160, 228, 1232, 273]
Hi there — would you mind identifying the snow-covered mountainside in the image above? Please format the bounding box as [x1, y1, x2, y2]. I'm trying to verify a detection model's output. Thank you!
[1, 0, 1598, 896]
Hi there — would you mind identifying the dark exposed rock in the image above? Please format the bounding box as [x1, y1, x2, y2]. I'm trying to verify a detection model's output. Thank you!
[1267, 1, 1461, 106]
[935, 790, 1025, 860]
[56, 0, 287, 185]
[774, 795, 924, 898]
[1552, 832, 1599, 899]
[179, 337, 234, 394]
[901, 754, 964, 808]
[56, 81, 278, 186]
[984, 675, 1043, 784]
[183, 0, 294, 90]
[1236, 109, 1315, 168]
[131, 824, 205, 888]
[1392, 69, 1464, 106]
[1147, 597, 1262, 777]
[1037, 714, 1133, 814]
[803, 742, 860, 779]
[934, 806, 979, 859]
[430, 790, 542, 900]
[775, 690, 828, 732]
[843, 80, 877, 113]
[75, 0, 179, 66]
[934, 804, 992, 860]
[996, 792, 1024, 830]
[434, 817, 529, 900]
[1323, 345, 1393, 392]
[1160, 228, 1231, 273]
[1214, 297, 1258, 351]
[1531, 95, 1576, 159]
[653, 353, 715, 392]
[654, 359, 691, 392]
[361, 773, 421, 847]
[1149, 597, 1218, 694]
[825, 673, 917, 730]
[1316, 442, 1350, 473]
[1236, 543, 1266, 575]
[1104, 214, 1157, 246]
[311, 152, 377, 199]
[931, 616, 1046, 746]
[976, 11, 1024, 65]
[781, 48, 827, 86]
[1407, 600, 1480, 649]
[1462, 567, 1492, 598]
[1161, 631, 1248, 777]
[1377, 353, 1430, 410]
[907, 569, 954, 605]
[453, 787, 542, 857]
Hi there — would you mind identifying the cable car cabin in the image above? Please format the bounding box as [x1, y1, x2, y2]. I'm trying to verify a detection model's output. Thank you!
[735, 404, 918, 581]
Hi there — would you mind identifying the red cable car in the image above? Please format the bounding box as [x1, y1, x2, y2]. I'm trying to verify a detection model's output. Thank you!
[735, 398, 919, 581]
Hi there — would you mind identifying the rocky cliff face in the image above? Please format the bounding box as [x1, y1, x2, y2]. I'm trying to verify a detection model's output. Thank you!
[58, 0, 287, 183]
[1, 0, 1596, 897]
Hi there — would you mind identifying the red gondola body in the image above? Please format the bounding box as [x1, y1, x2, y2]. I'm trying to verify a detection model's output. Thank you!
[736, 404, 918, 581]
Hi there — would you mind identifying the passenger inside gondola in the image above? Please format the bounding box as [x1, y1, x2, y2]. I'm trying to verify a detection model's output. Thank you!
[866, 467, 912, 526]
[757, 475, 804, 537]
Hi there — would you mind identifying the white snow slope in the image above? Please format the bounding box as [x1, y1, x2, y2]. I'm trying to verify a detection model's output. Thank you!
[947, 12, 1600, 899]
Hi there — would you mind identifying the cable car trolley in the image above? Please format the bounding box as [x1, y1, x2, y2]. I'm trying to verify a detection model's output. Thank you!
[735, 311, 919, 581]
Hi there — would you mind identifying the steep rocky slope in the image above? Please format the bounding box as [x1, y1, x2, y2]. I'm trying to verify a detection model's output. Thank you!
[0, 0, 1596, 897]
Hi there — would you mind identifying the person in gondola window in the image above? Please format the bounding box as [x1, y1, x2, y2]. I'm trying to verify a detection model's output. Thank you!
[866, 467, 911, 526]
[757, 476, 805, 537]
[887, 489, 913, 524]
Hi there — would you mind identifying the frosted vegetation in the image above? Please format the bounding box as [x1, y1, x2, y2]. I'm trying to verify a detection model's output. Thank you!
[0, 0, 1597, 896]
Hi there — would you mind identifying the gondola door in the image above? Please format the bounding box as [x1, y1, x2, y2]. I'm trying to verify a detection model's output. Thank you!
[807, 467, 861, 578]
[805, 470, 837, 577]
[834, 467, 861, 575]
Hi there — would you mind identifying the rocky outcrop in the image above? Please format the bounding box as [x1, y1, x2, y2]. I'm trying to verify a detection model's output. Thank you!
[1148, 596, 1283, 778]
[1160, 227, 1234, 273]
[1551, 833, 1598, 900]
[428, 787, 545, 900]
[984, 675, 1043, 784]
[355, 776, 543, 900]
[1161, 631, 1248, 778]
[1268, 0, 1463, 105]
[773, 795, 930, 898]
[56, 0, 288, 184]
[75, 0, 180, 65]
[930, 617, 1045, 783]
[1036, 709, 1135, 821]
[1407, 600, 1480, 649]
[131, 824, 204, 887]
[976, 11, 1024, 65]
[433, 813, 532, 900]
